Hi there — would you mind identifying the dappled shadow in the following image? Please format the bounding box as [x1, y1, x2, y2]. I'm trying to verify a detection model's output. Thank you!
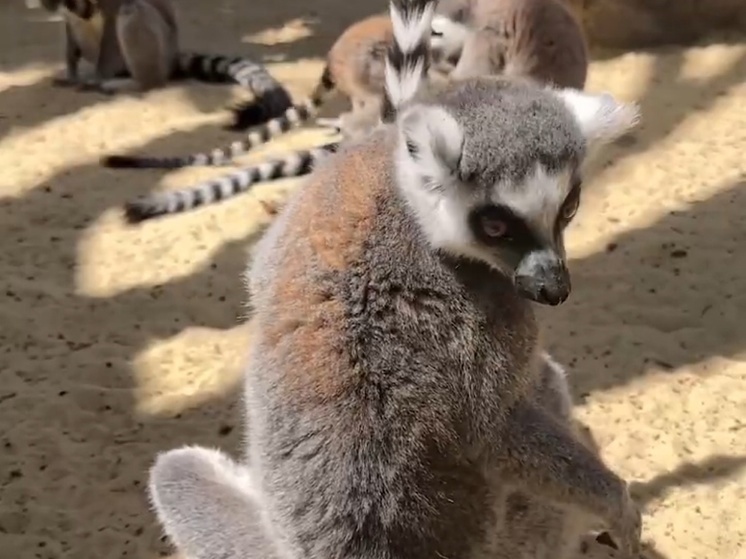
[630, 453, 746, 559]
[586, 42, 745, 188]
[541, 178, 745, 395]
[2, 0, 380, 72]
[0, 75, 121, 141]
[630, 454, 746, 510]
[581, 0, 746, 52]
[0, 0, 385, 138]
[0, 2, 743, 558]
[0, 121, 274, 557]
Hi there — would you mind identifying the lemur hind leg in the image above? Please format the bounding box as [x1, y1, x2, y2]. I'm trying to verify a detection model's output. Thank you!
[149, 446, 285, 559]
[80, 0, 176, 95]
[113, 0, 177, 92]
[52, 21, 86, 87]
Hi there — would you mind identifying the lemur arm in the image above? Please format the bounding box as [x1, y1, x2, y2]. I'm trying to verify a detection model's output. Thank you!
[94, 0, 125, 80]
[494, 400, 642, 558]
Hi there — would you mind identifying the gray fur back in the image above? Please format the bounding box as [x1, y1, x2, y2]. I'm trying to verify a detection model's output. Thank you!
[244, 127, 543, 559]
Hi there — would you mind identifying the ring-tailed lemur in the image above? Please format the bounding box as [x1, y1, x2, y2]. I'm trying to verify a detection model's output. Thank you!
[41, 0, 292, 121]
[100, 11, 400, 170]
[147, 2, 643, 559]
[429, 0, 588, 89]
[231, 13, 396, 132]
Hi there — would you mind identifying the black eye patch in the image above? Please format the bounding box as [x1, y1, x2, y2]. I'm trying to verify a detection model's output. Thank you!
[405, 138, 419, 158]
[554, 178, 582, 236]
[468, 204, 538, 248]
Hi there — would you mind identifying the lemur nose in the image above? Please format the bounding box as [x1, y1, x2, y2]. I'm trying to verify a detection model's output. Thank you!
[537, 283, 569, 306]
[513, 250, 571, 306]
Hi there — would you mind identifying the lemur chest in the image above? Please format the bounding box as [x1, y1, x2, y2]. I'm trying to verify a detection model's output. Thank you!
[64, 9, 105, 63]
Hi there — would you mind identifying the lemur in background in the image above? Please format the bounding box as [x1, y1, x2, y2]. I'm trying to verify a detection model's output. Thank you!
[429, 0, 588, 89]
[41, 0, 293, 123]
[110, 0, 589, 225]
[100, 12, 401, 171]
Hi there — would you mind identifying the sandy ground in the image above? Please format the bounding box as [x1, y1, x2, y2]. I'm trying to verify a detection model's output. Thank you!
[0, 1, 744, 558]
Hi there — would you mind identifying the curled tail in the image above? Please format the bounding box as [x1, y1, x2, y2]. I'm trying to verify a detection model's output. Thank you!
[229, 64, 336, 131]
[102, 66, 336, 171]
[381, 0, 439, 123]
[174, 52, 293, 124]
[123, 143, 338, 224]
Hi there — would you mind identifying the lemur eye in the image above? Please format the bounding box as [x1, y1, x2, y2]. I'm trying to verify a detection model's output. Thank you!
[560, 178, 582, 222]
[480, 215, 508, 238]
[470, 204, 526, 245]
[561, 196, 579, 220]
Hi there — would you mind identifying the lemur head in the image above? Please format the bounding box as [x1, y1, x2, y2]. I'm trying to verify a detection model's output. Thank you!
[394, 77, 639, 306]
[429, 2, 470, 63]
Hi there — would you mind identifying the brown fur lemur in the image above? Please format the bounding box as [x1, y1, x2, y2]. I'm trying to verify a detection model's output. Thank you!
[146, 3, 645, 559]
[40, 0, 293, 124]
[106, 0, 589, 223]
[100, 0, 587, 172]
[100, 11, 399, 170]
[429, 0, 589, 90]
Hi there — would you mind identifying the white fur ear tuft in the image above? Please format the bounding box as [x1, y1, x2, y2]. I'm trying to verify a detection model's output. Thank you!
[556, 89, 641, 145]
[430, 16, 469, 59]
[398, 104, 464, 174]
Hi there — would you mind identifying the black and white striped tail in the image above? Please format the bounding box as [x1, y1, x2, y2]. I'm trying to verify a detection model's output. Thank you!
[229, 64, 336, 130]
[381, 0, 439, 123]
[174, 52, 293, 124]
[123, 142, 339, 224]
[102, 66, 336, 171]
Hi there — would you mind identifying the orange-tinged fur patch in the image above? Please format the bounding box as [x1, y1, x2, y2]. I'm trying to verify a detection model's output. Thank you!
[261, 135, 392, 403]
[328, 13, 394, 99]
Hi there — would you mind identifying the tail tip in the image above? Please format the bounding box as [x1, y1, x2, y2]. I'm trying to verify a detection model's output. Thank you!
[102, 155, 138, 168]
[225, 101, 263, 131]
[226, 88, 292, 131]
[123, 201, 156, 224]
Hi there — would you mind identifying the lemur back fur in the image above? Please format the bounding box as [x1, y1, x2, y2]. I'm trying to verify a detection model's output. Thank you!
[41, 0, 292, 121]
[101, 12, 398, 171]
[147, 1, 643, 558]
[431, 0, 588, 90]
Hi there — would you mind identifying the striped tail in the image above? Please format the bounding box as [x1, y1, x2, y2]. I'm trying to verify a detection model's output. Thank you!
[123, 143, 339, 224]
[381, 0, 439, 123]
[174, 53, 294, 126]
[228, 64, 336, 131]
[102, 66, 337, 171]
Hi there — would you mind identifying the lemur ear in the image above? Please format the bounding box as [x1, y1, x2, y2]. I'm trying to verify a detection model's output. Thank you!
[555, 89, 641, 146]
[398, 104, 464, 175]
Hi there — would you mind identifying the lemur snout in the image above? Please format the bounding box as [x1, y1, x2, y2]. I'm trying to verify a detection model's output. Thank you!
[513, 249, 571, 306]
